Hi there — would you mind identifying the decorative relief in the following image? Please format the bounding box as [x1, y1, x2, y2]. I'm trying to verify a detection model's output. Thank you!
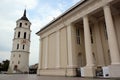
[21, 40, 27, 44]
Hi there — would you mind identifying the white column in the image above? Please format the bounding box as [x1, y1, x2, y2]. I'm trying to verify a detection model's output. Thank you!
[67, 24, 73, 67]
[94, 21, 105, 66]
[56, 30, 60, 68]
[37, 38, 42, 75]
[45, 36, 48, 68]
[83, 15, 94, 67]
[38, 38, 42, 69]
[103, 5, 120, 64]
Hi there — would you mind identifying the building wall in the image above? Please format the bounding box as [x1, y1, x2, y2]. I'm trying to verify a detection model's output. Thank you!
[60, 27, 68, 68]
[48, 32, 56, 68]
[37, 0, 120, 77]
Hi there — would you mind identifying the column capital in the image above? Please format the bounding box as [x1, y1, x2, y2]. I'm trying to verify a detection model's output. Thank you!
[102, 0, 111, 7]
[39, 38, 43, 41]
[56, 30, 60, 33]
[103, 3, 111, 9]
[83, 15, 88, 18]
[66, 23, 74, 27]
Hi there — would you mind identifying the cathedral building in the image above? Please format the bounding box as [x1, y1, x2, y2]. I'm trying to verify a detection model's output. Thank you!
[8, 10, 31, 73]
[37, 0, 120, 77]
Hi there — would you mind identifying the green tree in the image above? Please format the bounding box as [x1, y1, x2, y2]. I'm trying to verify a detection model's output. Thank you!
[1, 60, 9, 71]
[0, 63, 2, 72]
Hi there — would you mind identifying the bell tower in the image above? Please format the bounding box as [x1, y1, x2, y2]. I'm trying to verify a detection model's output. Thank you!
[8, 9, 31, 73]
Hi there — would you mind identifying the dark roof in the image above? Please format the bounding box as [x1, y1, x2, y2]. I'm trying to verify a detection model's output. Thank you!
[19, 9, 29, 21]
[36, 0, 87, 34]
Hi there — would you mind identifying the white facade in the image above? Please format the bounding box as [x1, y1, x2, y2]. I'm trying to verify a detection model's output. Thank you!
[37, 0, 120, 78]
[8, 10, 31, 73]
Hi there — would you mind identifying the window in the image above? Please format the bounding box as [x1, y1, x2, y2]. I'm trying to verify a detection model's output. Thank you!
[17, 44, 19, 49]
[29, 34, 30, 40]
[92, 53, 96, 64]
[18, 32, 20, 38]
[108, 49, 111, 64]
[77, 53, 83, 67]
[19, 23, 22, 27]
[103, 22, 108, 40]
[18, 61, 20, 64]
[14, 65, 18, 70]
[25, 23, 27, 25]
[90, 27, 93, 43]
[23, 45, 25, 50]
[14, 32, 16, 38]
[19, 54, 21, 57]
[24, 32, 26, 39]
[13, 54, 15, 57]
[29, 25, 30, 29]
[76, 27, 80, 45]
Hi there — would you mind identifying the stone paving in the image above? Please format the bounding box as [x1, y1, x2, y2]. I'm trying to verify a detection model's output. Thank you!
[0, 74, 119, 80]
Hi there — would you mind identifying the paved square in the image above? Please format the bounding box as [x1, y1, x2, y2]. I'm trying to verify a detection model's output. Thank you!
[0, 74, 119, 80]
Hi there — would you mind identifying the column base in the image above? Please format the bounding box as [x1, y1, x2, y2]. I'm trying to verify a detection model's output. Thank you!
[82, 66, 96, 77]
[37, 69, 40, 75]
[66, 68, 76, 76]
[109, 64, 120, 77]
[37, 68, 77, 76]
[37, 68, 67, 76]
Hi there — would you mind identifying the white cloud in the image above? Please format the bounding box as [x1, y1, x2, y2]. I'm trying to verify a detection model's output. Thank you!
[15, 0, 38, 9]
[0, 0, 63, 65]
[0, 0, 38, 65]
[36, 4, 62, 27]
[1, 0, 38, 9]
[0, 0, 79, 65]
[27, 3, 63, 65]
[0, 51, 10, 62]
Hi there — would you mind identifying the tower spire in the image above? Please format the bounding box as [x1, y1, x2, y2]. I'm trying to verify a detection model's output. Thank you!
[23, 9, 26, 17]
[19, 9, 29, 21]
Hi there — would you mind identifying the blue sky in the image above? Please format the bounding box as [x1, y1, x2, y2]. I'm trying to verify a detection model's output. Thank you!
[0, 0, 80, 65]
